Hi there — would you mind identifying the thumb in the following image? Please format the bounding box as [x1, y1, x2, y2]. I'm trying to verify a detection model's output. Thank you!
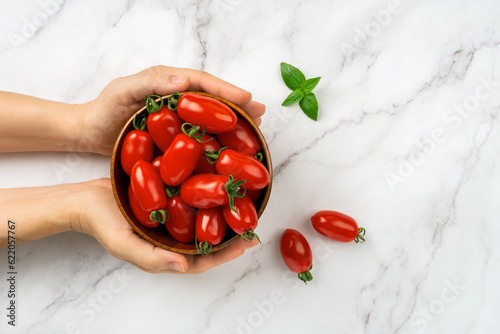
[115, 66, 191, 103]
[115, 232, 189, 273]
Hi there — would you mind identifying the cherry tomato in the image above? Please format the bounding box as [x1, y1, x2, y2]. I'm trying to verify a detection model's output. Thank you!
[180, 174, 245, 210]
[176, 94, 237, 134]
[146, 105, 182, 152]
[151, 155, 162, 174]
[130, 160, 167, 213]
[195, 207, 227, 256]
[280, 229, 313, 283]
[127, 185, 160, 228]
[207, 148, 270, 190]
[120, 129, 154, 176]
[311, 210, 366, 243]
[195, 134, 221, 174]
[160, 124, 204, 186]
[217, 118, 261, 156]
[164, 191, 196, 244]
[222, 196, 259, 242]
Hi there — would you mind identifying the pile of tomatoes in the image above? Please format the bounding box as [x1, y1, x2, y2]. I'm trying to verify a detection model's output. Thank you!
[120, 93, 270, 256]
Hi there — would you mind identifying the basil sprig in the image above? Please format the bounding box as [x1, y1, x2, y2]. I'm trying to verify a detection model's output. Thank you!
[280, 62, 321, 121]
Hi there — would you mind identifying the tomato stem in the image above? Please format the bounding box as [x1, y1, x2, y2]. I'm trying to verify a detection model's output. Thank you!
[149, 210, 169, 224]
[195, 236, 213, 257]
[203, 147, 228, 165]
[254, 152, 264, 162]
[204, 150, 219, 165]
[167, 92, 181, 111]
[181, 123, 211, 143]
[181, 122, 200, 137]
[145, 95, 164, 113]
[225, 175, 247, 212]
[132, 113, 147, 131]
[354, 227, 366, 243]
[165, 186, 180, 198]
[241, 229, 261, 243]
[298, 265, 313, 284]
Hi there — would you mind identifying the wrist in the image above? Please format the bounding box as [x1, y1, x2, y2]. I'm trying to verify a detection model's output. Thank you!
[67, 102, 91, 152]
[0, 183, 85, 246]
[72, 99, 118, 155]
[69, 178, 113, 236]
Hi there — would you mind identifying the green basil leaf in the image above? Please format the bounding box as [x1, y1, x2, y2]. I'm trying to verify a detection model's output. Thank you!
[299, 92, 318, 121]
[280, 62, 306, 90]
[282, 89, 304, 106]
[302, 77, 321, 93]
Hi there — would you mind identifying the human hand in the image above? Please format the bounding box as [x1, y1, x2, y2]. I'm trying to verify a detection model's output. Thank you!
[76, 66, 266, 155]
[74, 178, 258, 274]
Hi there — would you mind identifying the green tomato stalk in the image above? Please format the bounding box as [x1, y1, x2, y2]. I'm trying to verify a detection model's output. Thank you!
[298, 265, 313, 284]
[195, 236, 213, 257]
[354, 228, 366, 243]
[149, 209, 169, 224]
[145, 95, 164, 113]
[224, 175, 246, 212]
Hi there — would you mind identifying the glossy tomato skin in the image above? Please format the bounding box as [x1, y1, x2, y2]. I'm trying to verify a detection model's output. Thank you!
[128, 185, 160, 228]
[195, 134, 221, 174]
[180, 174, 230, 208]
[311, 210, 359, 242]
[130, 160, 167, 212]
[280, 229, 313, 274]
[222, 196, 258, 235]
[176, 94, 237, 134]
[165, 195, 196, 243]
[151, 155, 162, 174]
[217, 118, 261, 156]
[120, 130, 154, 176]
[160, 133, 201, 186]
[146, 106, 183, 152]
[196, 207, 227, 245]
[216, 149, 270, 190]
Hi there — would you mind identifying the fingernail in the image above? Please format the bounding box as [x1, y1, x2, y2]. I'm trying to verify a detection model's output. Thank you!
[169, 262, 185, 272]
[171, 75, 188, 84]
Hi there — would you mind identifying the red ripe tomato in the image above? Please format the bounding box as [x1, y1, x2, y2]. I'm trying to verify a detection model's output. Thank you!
[280, 229, 313, 283]
[176, 94, 237, 134]
[217, 118, 261, 156]
[130, 160, 167, 212]
[160, 125, 203, 186]
[195, 134, 221, 174]
[165, 194, 196, 243]
[311, 210, 366, 243]
[146, 106, 182, 152]
[151, 155, 162, 174]
[222, 196, 259, 242]
[120, 130, 154, 176]
[195, 207, 227, 256]
[180, 174, 245, 210]
[127, 185, 159, 228]
[212, 149, 270, 190]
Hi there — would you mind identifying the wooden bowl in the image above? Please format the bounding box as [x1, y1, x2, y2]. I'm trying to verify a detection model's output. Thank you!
[110, 92, 273, 254]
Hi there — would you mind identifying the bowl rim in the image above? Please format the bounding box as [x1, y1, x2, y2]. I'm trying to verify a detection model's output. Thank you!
[110, 91, 273, 254]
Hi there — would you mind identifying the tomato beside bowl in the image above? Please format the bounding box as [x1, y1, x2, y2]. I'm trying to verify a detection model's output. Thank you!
[110, 92, 272, 254]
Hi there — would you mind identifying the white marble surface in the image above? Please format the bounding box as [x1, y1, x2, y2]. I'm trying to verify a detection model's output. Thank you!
[1, 0, 500, 333]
